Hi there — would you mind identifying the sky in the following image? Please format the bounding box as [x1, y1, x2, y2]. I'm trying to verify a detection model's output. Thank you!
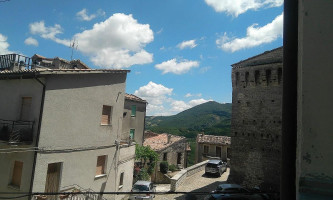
[0, 0, 283, 116]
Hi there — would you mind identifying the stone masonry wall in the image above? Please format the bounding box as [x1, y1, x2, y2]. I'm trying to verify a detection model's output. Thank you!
[230, 62, 283, 192]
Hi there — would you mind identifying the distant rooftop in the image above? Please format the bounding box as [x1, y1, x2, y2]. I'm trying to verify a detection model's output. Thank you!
[232, 46, 283, 68]
[197, 133, 231, 145]
[143, 131, 186, 151]
[125, 93, 147, 103]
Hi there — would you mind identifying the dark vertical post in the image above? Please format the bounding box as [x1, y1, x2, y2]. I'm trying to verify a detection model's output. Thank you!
[281, 0, 298, 199]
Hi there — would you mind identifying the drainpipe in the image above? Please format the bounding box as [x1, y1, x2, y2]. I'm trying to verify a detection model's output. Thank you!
[29, 77, 46, 200]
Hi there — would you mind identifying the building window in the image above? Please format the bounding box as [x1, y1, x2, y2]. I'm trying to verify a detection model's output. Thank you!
[255, 70, 260, 85]
[20, 97, 32, 121]
[11, 161, 23, 188]
[163, 153, 167, 161]
[216, 146, 222, 158]
[177, 153, 182, 165]
[204, 145, 209, 154]
[101, 105, 112, 125]
[119, 172, 124, 188]
[96, 155, 107, 176]
[131, 105, 136, 117]
[266, 69, 271, 86]
[278, 68, 282, 85]
[235, 72, 240, 86]
[130, 129, 135, 140]
[245, 72, 249, 87]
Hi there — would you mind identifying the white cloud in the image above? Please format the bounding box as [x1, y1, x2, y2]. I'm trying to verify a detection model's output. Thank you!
[205, 0, 283, 17]
[74, 13, 153, 68]
[24, 37, 38, 46]
[177, 39, 197, 49]
[185, 93, 202, 98]
[155, 59, 199, 74]
[156, 28, 163, 34]
[200, 66, 211, 73]
[0, 33, 11, 54]
[29, 13, 154, 68]
[29, 21, 70, 46]
[134, 82, 211, 116]
[76, 8, 105, 21]
[217, 13, 283, 52]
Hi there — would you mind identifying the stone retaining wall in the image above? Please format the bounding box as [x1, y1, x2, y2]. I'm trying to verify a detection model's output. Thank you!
[170, 160, 209, 191]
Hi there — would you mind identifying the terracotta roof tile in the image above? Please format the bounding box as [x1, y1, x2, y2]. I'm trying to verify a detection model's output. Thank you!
[125, 93, 147, 103]
[143, 131, 185, 151]
[197, 134, 231, 145]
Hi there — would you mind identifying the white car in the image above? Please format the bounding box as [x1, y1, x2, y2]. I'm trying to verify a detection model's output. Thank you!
[129, 181, 156, 200]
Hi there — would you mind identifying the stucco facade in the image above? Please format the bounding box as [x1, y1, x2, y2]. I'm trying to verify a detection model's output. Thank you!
[196, 134, 231, 164]
[229, 47, 283, 192]
[0, 61, 134, 200]
[121, 94, 147, 145]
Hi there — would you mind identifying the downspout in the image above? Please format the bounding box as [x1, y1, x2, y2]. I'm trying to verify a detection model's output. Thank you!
[142, 102, 148, 145]
[29, 77, 46, 200]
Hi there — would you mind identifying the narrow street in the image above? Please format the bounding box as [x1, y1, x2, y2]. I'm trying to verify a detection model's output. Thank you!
[154, 168, 230, 200]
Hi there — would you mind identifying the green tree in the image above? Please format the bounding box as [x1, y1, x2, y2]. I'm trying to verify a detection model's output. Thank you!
[135, 145, 159, 175]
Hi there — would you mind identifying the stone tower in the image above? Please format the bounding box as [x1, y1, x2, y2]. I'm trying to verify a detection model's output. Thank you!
[230, 47, 283, 192]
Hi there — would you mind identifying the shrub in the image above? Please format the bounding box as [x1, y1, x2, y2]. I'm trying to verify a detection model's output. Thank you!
[160, 161, 169, 174]
[135, 168, 150, 182]
[169, 164, 178, 172]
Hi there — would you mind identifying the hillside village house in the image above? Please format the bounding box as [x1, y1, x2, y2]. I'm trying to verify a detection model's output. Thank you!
[121, 94, 147, 146]
[0, 54, 135, 200]
[195, 133, 231, 164]
[143, 131, 190, 169]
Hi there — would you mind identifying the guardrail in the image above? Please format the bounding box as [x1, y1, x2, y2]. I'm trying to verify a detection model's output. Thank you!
[170, 160, 209, 191]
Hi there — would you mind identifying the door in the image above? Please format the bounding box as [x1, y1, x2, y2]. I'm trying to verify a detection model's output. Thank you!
[45, 162, 62, 200]
[216, 146, 222, 158]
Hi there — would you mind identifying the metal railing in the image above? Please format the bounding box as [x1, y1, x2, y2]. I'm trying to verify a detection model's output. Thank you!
[0, 54, 32, 70]
[0, 119, 34, 144]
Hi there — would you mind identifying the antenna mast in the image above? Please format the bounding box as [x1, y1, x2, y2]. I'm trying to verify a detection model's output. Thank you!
[70, 38, 78, 61]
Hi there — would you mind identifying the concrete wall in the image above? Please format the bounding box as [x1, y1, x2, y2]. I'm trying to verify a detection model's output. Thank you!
[297, 0, 333, 197]
[0, 78, 44, 197]
[122, 100, 146, 145]
[230, 62, 283, 192]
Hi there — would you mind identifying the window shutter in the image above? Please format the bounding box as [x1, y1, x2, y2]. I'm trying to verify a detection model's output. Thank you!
[101, 106, 111, 125]
[131, 105, 136, 117]
[12, 161, 23, 187]
[96, 155, 106, 175]
[119, 172, 124, 186]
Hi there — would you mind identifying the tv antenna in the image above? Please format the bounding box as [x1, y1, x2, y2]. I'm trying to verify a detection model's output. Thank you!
[70, 38, 78, 61]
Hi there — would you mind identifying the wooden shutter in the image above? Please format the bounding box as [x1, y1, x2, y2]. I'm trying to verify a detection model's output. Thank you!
[12, 161, 23, 187]
[101, 106, 111, 125]
[20, 97, 32, 120]
[131, 105, 136, 116]
[130, 129, 135, 139]
[96, 155, 106, 175]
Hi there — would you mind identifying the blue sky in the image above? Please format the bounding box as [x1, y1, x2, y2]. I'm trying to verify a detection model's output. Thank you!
[0, 0, 283, 116]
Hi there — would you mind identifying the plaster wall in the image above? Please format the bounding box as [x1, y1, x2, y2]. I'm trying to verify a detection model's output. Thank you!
[122, 100, 146, 145]
[297, 0, 333, 194]
[196, 143, 229, 162]
[38, 73, 127, 148]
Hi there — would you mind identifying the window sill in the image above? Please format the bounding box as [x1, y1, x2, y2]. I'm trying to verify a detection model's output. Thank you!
[118, 185, 123, 190]
[7, 185, 20, 191]
[94, 174, 107, 180]
[131, 116, 136, 117]
[100, 124, 112, 126]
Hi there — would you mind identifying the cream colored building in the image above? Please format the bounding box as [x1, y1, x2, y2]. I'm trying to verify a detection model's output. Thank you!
[0, 54, 134, 200]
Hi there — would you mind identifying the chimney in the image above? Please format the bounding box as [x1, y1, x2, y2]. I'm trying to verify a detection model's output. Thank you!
[167, 134, 171, 143]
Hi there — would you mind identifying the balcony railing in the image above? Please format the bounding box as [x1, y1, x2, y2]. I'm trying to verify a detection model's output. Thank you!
[0, 54, 32, 70]
[0, 119, 34, 144]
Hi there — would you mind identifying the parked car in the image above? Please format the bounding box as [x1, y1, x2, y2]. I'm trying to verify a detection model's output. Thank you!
[129, 181, 156, 200]
[204, 184, 270, 200]
[205, 160, 227, 176]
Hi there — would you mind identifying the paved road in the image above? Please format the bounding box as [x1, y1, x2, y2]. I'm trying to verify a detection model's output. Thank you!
[154, 168, 230, 200]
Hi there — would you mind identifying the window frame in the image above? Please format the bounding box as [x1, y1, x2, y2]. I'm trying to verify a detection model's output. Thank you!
[101, 105, 112, 125]
[131, 105, 137, 117]
[203, 145, 209, 154]
[95, 155, 107, 177]
[130, 129, 135, 140]
[119, 172, 124, 189]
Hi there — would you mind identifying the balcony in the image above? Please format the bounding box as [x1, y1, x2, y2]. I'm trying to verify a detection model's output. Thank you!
[0, 54, 32, 71]
[0, 119, 34, 144]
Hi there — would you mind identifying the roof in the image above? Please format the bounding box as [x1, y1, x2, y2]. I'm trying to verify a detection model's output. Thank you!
[0, 69, 130, 79]
[208, 159, 222, 164]
[70, 59, 90, 69]
[143, 131, 186, 151]
[197, 134, 231, 145]
[134, 181, 152, 186]
[125, 93, 147, 103]
[232, 46, 283, 68]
